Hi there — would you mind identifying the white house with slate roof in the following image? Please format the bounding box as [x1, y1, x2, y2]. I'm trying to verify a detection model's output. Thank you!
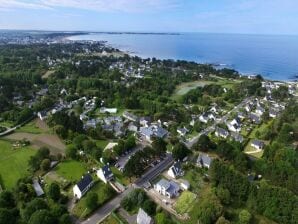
[97, 165, 114, 184]
[154, 179, 180, 198]
[137, 208, 154, 224]
[167, 162, 184, 179]
[139, 125, 168, 142]
[215, 127, 229, 139]
[197, 153, 213, 169]
[251, 140, 265, 150]
[73, 174, 94, 199]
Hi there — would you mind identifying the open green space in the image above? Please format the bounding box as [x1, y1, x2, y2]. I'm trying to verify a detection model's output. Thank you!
[110, 167, 130, 186]
[96, 139, 109, 149]
[54, 160, 88, 182]
[0, 139, 36, 189]
[16, 120, 44, 134]
[172, 78, 241, 100]
[175, 191, 196, 214]
[72, 181, 116, 219]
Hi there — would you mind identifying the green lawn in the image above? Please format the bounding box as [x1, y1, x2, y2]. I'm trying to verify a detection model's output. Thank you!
[96, 139, 109, 149]
[16, 121, 44, 134]
[55, 160, 88, 182]
[110, 167, 130, 186]
[0, 139, 36, 189]
[175, 191, 197, 214]
[0, 121, 14, 128]
[72, 181, 116, 219]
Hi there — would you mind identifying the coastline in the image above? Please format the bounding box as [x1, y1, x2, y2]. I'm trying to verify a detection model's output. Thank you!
[66, 34, 298, 83]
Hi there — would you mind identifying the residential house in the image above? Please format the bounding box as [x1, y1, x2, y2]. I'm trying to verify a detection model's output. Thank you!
[37, 111, 47, 121]
[123, 111, 139, 122]
[139, 117, 151, 127]
[180, 180, 190, 191]
[154, 179, 180, 198]
[269, 108, 278, 118]
[97, 165, 114, 184]
[167, 162, 184, 179]
[245, 104, 253, 112]
[73, 174, 94, 199]
[251, 140, 265, 150]
[215, 127, 229, 139]
[137, 208, 154, 224]
[100, 107, 118, 114]
[199, 112, 215, 123]
[177, 127, 189, 136]
[256, 106, 265, 116]
[139, 125, 168, 142]
[230, 132, 244, 143]
[197, 153, 213, 169]
[249, 113, 261, 124]
[128, 122, 138, 132]
[32, 179, 44, 197]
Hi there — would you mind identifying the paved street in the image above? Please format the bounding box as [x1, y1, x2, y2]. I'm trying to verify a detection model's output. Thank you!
[78, 153, 173, 224]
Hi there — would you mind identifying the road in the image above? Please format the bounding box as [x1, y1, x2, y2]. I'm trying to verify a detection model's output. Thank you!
[79, 153, 173, 224]
[185, 97, 251, 148]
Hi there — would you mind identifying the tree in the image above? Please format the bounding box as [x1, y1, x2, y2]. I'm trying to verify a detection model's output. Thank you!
[152, 137, 167, 156]
[238, 210, 252, 224]
[197, 193, 223, 224]
[216, 187, 231, 205]
[192, 134, 215, 152]
[65, 145, 77, 159]
[40, 159, 51, 171]
[28, 210, 56, 224]
[216, 216, 231, 224]
[86, 192, 98, 211]
[22, 198, 48, 221]
[48, 183, 60, 202]
[0, 208, 17, 224]
[59, 214, 72, 224]
[142, 200, 156, 216]
[0, 191, 15, 209]
[172, 143, 191, 161]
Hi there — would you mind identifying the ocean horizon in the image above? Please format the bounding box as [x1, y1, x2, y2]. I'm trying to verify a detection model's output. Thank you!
[68, 32, 298, 81]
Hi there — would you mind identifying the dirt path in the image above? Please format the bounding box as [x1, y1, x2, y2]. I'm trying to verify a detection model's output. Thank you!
[4, 132, 66, 155]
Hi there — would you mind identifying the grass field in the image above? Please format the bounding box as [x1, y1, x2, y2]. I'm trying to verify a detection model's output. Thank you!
[0, 139, 36, 189]
[110, 167, 130, 186]
[175, 191, 197, 214]
[55, 160, 88, 182]
[16, 121, 44, 134]
[72, 181, 116, 219]
[171, 78, 241, 101]
[96, 139, 109, 149]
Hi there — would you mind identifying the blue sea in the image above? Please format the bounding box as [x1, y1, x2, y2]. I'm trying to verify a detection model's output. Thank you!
[68, 33, 298, 81]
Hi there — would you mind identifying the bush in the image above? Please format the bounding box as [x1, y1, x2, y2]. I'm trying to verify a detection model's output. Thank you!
[86, 192, 98, 211]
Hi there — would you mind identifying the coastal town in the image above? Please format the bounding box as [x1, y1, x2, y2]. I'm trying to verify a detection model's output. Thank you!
[0, 31, 297, 224]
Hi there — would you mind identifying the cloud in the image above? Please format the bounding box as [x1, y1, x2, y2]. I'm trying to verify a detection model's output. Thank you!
[0, 0, 179, 13]
[42, 0, 180, 13]
[0, 0, 52, 10]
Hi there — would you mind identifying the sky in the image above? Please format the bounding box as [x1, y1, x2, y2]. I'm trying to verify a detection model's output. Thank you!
[0, 0, 298, 35]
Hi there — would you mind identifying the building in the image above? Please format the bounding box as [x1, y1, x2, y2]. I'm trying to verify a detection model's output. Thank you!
[97, 165, 114, 184]
[256, 106, 265, 116]
[269, 108, 278, 118]
[251, 140, 265, 150]
[32, 179, 44, 197]
[197, 153, 213, 169]
[139, 125, 168, 142]
[123, 111, 139, 122]
[100, 107, 117, 114]
[37, 111, 47, 121]
[139, 117, 151, 127]
[180, 180, 190, 191]
[199, 112, 215, 123]
[230, 132, 244, 143]
[73, 174, 94, 199]
[137, 208, 154, 224]
[249, 113, 261, 124]
[177, 127, 189, 136]
[154, 179, 180, 198]
[215, 127, 229, 139]
[167, 162, 184, 179]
